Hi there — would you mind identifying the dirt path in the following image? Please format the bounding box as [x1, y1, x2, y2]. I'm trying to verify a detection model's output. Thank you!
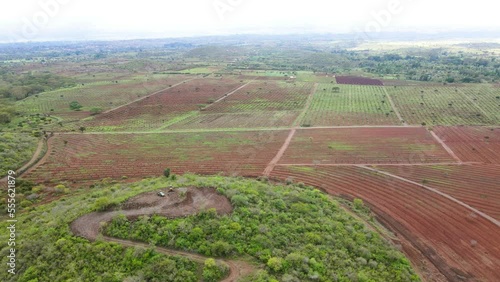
[428, 130, 463, 163]
[382, 87, 408, 126]
[71, 187, 256, 282]
[1, 137, 46, 183]
[357, 165, 500, 227]
[263, 128, 296, 176]
[22, 136, 54, 177]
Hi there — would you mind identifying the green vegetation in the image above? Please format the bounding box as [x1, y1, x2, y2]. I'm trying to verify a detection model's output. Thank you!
[105, 175, 419, 282]
[69, 101, 83, 111]
[0, 177, 214, 282]
[0, 132, 38, 177]
[0, 71, 75, 100]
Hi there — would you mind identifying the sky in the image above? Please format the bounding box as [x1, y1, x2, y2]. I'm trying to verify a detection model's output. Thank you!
[0, 0, 499, 42]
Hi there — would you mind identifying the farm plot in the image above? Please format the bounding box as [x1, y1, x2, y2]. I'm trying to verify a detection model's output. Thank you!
[375, 164, 500, 220]
[205, 81, 313, 112]
[168, 81, 313, 129]
[301, 84, 401, 126]
[269, 165, 500, 282]
[168, 111, 299, 130]
[433, 126, 500, 164]
[25, 130, 289, 183]
[84, 77, 246, 131]
[457, 84, 500, 122]
[386, 85, 497, 125]
[335, 76, 383, 86]
[18, 74, 192, 119]
[278, 127, 455, 165]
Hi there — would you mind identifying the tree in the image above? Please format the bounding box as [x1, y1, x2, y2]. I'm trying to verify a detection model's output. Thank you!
[69, 101, 82, 111]
[79, 126, 86, 133]
[90, 107, 103, 115]
[163, 168, 171, 178]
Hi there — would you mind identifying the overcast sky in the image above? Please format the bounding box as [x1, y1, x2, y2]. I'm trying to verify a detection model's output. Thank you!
[0, 0, 499, 42]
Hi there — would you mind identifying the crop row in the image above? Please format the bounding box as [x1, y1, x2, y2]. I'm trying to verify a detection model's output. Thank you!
[84, 77, 246, 131]
[376, 164, 500, 220]
[26, 130, 289, 182]
[278, 127, 455, 164]
[169, 110, 300, 130]
[205, 81, 313, 113]
[302, 84, 401, 126]
[269, 165, 500, 281]
[433, 126, 500, 164]
[19, 74, 190, 115]
[386, 85, 498, 125]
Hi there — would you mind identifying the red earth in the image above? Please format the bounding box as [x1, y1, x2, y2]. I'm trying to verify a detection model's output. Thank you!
[278, 127, 456, 165]
[335, 75, 384, 86]
[269, 165, 500, 282]
[25, 130, 289, 183]
[433, 126, 500, 164]
[375, 164, 500, 220]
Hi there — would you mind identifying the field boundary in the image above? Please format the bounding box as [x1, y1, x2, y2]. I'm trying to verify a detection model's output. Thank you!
[428, 130, 463, 163]
[382, 86, 407, 126]
[358, 165, 500, 227]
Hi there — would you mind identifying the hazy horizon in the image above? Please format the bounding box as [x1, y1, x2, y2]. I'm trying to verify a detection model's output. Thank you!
[1, 0, 499, 43]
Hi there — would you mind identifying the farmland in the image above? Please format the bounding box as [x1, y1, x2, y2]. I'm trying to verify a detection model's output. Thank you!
[335, 76, 384, 86]
[169, 81, 313, 129]
[269, 165, 500, 282]
[278, 127, 456, 165]
[2, 36, 500, 282]
[433, 126, 500, 164]
[386, 85, 499, 125]
[301, 84, 401, 126]
[25, 130, 289, 183]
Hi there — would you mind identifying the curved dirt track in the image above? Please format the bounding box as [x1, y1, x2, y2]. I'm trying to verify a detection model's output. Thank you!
[71, 187, 255, 282]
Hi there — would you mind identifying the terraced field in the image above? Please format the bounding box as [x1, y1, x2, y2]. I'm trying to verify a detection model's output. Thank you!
[301, 84, 401, 126]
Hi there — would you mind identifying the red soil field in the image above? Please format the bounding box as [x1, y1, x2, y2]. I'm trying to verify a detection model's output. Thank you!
[25, 130, 289, 183]
[278, 127, 456, 165]
[433, 126, 500, 164]
[168, 111, 300, 130]
[270, 165, 500, 282]
[335, 76, 384, 86]
[375, 164, 500, 220]
[84, 77, 246, 130]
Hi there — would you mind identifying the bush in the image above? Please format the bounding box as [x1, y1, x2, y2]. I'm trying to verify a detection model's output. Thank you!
[69, 101, 82, 111]
[163, 168, 171, 178]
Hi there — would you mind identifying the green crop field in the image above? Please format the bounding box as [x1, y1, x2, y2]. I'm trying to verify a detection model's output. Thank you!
[386, 85, 499, 125]
[302, 84, 401, 126]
